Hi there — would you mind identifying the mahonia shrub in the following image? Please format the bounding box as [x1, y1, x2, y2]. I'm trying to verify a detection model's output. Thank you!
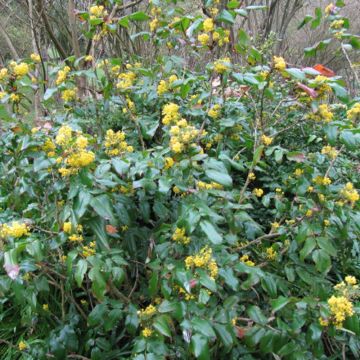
[0, 1, 359, 359]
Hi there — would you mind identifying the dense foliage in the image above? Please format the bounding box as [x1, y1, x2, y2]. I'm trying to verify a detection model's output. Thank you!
[0, 1, 360, 359]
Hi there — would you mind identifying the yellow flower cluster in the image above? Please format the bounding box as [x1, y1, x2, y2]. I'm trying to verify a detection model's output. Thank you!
[318, 104, 333, 122]
[328, 296, 354, 327]
[261, 134, 273, 146]
[18, 341, 27, 351]
[67, 224, 84, 243]
[13, 62, 29, 78]
[248, 172, 256, 181]
[325, 3, 335, 16]
[273, 56, 286, 71]
[169, 119, 199, 153]
[172, 227, 190, 245]
[265, 247, 277, 260]
[185, 246, 218, 279]
[61, 88, 77, 102]
[340, 182, 359, 204]
[157, 75, 178, 95]
[56, 66, 70, 85]
[117, 71, 136, 90]
[313, 176, 332, 186]
[142, 327, 153, 337]
[89, 5, 107, 18]
[162, 103, 180, 125]
[0, 68, 8, 81]
[214, 58, 231, 74]
[240, 254, 255, 267]
[55, 126, 95, 176]
[294, 168, 304, 177]
[82, 241, 96, 257]
[198, 33, 210, 46]
[0, 221, 29, 238]
[138, 304, 157, 318]
[198, 181, 223, 190]
[347, 103, 360, 121]
[104, 129, 133, 156]
[321, 145, 337, 159]
[322, 277, 359, 328]
[208, 104, 221, 119]
[253, 188, 264, 197]
[164, 157, 174, 169]
[330, 19, 344, 29]
[30, 53, 41, 63]
[212, 29, 230, 47]
[203, 18, 214, 32]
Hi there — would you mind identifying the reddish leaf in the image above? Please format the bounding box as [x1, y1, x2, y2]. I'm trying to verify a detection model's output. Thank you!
[106, 225, 118, 234]
[297, 83, 318, 98]
[313, 64, 335, 77]
[190, 279, 198, 288]
[4, 264, 20, 280]
[235, 326, 247, 339]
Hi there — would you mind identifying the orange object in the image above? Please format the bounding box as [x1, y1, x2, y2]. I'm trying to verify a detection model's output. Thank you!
[313, 64, 335, 77]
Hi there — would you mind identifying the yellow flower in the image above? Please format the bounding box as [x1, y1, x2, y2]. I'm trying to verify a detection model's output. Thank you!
[261, 134, 273, 146]
[271, 222, 280, 230]
[345, 276, 357, 286]
[31, 53, 41, 62]
[265, 247, 277, 260]
[208, 104, 221, 119]
[318, 104, 333, 122]
[90, 5, 106, 17]
[203, 18, 214, 32]
[240, 254, 255, 267]
[306, 209, 313, 217]
[340, 182, 359, 203]
[0, 68, 8, 81]
[248, 172, 256, 181]
[319, 317, 329, 327]
[157, 80, 168, 95]
[273, 56, 286, 71]
[149, 18, 159, 32]
[307, 186, 314, 193]
[142, 327, 153, 337]
[104, 129, 132, 157]
[138, 304, 157, 317]
[347, 103, 360, 121]
[168, 74, 178, 85]
[313, 176, 332, 186]
[82, 242, 96, 257]
[42, 303, 49, 311]
[162, 103, 180, 125]
[84, 55, 93, 62]
[330, 19, 344, 29]
[214, 58, 231, 74]
[61, 88, 77, 102]
[253, 188, 264, 197]
[294, 168, 304, 177]
[10, 93, 20, 103]
[328, 295, 353, 327]
[198, 33, 210, 46]
[324, 219, 330, 226]
[321, 145, 337, 159]
[164, 157, 174, 169]
[13, 63, 29, 77]
[56, 66, 71, 85]
[18, 341, 27, 351]
[69, 234, 84, 242]
[172, 227, 191, 245]
[0, 221, 29, 238]
[63, 222, 72, 234]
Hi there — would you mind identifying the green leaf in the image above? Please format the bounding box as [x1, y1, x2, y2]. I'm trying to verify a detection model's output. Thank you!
[247, 306, 267, 325]
[129, 11, 150, 21]
[200, 220, 222, 244]
[153, 315, 172, 337]
[205, 170, 232, 187]
[330, 82, 348, 102]
[191, 334, 209, 359]
[74, 190, 91, 219]
[217, 10, 235, 24]
[88, 267, 106, 300]
[270, 296, 290, 312]
[213, 323, 233, 347]
[111, 158, 130, 175]
[298, 15, 313, 30]
[219, 267, 238, 290]
[252, 145, 264, 166]
[312, 249, 331, 273]
[285, 68, 306, 80]
[192, 318, 216, 338]
[300, 237, 316, 261]
[75, 259, 88, 287]
[90, 194, 115, 222]
[44, 88, 57, 101]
